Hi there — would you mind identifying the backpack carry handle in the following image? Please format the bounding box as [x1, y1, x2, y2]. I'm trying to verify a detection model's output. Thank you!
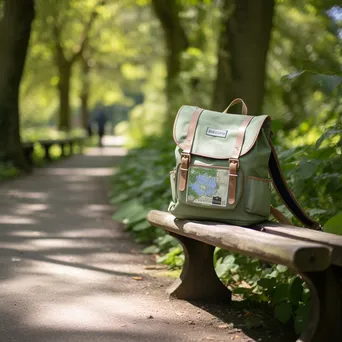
[223, 98, 248, 115]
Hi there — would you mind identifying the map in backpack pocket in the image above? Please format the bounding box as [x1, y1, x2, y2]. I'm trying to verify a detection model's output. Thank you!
[186, 166, 229, 207]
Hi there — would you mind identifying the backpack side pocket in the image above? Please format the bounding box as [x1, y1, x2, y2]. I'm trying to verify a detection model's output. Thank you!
[170, 169, 177, 202]
[244, 176, 271, 217]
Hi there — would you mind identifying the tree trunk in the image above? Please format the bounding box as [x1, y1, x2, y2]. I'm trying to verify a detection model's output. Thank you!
[57, 62, 72, 131]
[212, 0, 275, 114]
[0, 0, 35, 171]
[53, 2, 105, 133]
[151, 0, 188, 123]
[80, 56, 90, 130]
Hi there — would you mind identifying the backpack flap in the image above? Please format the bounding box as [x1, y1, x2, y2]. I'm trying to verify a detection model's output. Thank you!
[172, 105, 271, 217]
[173, 105, 270, 160]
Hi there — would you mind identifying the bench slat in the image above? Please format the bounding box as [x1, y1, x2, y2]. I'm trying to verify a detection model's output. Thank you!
[147, 210, 332, 272]
[255, 222, 342, 266]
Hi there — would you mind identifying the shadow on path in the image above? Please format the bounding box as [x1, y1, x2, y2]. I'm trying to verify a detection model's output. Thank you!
[0, 145, 286, 342]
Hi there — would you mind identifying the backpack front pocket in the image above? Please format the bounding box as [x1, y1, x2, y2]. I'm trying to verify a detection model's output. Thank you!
[177, 163, 243, 209]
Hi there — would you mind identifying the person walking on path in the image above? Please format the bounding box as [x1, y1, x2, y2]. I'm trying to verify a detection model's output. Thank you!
[95, 110, 107, 147]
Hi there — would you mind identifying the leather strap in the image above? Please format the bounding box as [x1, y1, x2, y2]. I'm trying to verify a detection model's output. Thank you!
[223, 98, 248, 115]
[179, 107, 204, 192]
[182, 107, 203, 153]
[231, 116, 254, 159]
[228, 116, 253, 205]
[228, 160, 239, 205]
[270, 205, 292, 225]
[268, 139, 322, 230]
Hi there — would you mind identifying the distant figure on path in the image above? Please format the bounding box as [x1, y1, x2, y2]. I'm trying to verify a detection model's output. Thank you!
[86, 119, 93, 138]
[95, 111, 107, 147]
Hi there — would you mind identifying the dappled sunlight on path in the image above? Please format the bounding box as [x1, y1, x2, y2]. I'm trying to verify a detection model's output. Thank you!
[0, 147, 250, 342]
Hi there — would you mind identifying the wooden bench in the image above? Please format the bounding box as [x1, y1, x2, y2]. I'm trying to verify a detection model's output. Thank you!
[147, 210, 342, 342]
[22, 142, 35, 165]
[22, 137, 85, 164]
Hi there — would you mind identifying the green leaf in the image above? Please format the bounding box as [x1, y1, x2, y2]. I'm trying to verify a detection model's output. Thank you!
[294, 303, 309, 334]
[143, 245, 160, 254]
[302, 288, 310, 304]
[272, 283, 290, 304]
[266, 270, 279, 278]
[258, 277, 277, 290]
[298, 160, 319, 180]
[274, 302, 292, 324]
[109, 192, 130, 204]
[316, 127, 342, 149]
[306, 208, 328, 217]
[232, 287, 252, 296]
[289, 277, 303, 305]
[276, 265, 288, 273]
[215, 254, 235, 278]
[132, 220, 151, 232]
[311, 74, 342, 95]
[155, 234, 177, 248]
[280, 71, 305, 82]
[111, 200, 145, 221]
[323, 212, 342, 235]
[281, 71, 342, 95]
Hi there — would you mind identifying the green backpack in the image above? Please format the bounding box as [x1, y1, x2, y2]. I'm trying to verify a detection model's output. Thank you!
[168, 98, 321, 229]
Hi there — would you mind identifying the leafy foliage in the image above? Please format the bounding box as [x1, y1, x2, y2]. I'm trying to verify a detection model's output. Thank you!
[0, 162, 20, 181]
[215, 251, 310, 334]
[111, 135, 175, 247]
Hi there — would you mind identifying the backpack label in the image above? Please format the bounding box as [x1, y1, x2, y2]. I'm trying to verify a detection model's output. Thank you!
[206, 127, 228, 138]
[186, 166, 229, 207]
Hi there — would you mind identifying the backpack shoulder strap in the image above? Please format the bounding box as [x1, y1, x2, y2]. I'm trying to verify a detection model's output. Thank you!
[268, 139, 322, 230]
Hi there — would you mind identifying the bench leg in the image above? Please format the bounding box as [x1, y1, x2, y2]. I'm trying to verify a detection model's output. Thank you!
[60, 143, 66, 157]
[79, 140, 84, 154]
[299, 265, 342, 342]
[168, 233, 231, 302]
[43, 144, 52, 161]
[69, 142, 74, 155]
[23, 147, 34, 165]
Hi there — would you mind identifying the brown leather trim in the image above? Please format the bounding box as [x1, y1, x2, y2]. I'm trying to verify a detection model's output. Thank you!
[231, 116, 254, 159]
[182, 107, 204, 153]
[270, 206, 292, 225]
[223, 98, 248, 115]
[228, 160, 238, 205]
[179, 170, 186, 192]
[174, 163, 180, 195]
[227, 115, 253, 205]
[178, 108, 203, 192]
[179, 154, 190, 192]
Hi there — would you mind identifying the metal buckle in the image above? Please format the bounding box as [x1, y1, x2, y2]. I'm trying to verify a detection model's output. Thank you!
[180, 153, 191, 171]
[229, 158, 239, 169]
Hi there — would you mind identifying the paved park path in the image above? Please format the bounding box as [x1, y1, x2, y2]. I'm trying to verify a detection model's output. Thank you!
[0, 144, 285, 342]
